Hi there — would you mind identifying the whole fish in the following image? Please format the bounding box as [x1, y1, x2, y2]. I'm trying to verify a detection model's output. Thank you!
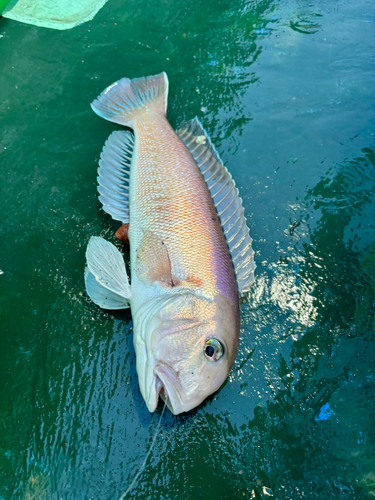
[85, 72, 255, 415]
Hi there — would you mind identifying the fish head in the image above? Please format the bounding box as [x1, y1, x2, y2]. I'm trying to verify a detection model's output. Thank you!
[135, 291, 240, 415]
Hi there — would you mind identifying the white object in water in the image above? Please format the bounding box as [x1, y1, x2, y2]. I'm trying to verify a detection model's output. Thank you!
[2, 0, 109, 30]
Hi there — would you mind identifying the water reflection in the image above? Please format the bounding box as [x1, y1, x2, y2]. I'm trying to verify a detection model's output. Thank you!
[14, 297, 166, 499]
[234, 147, 375, 498]
[114, 0, 274, 148]
[119, 147, 375, 499]
[296, 146, 375, 334]
[0, 0, 279, 496]
[143, 146, 375, 499]
[1, 0, 375, 498]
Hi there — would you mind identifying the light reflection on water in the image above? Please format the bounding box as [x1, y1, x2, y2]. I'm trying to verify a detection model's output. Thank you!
[0, 0, 375, 498]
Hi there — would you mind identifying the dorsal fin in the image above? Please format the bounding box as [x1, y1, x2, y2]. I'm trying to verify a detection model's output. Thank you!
[97, 130, 134, 223]
[177, 118, 255, 293]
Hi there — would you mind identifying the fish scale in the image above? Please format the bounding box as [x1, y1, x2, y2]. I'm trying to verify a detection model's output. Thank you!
[85, 72, 254, 415]
[130, 116, 236, 303]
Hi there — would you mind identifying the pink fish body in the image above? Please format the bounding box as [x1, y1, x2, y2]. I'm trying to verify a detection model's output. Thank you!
[85, 73, 255, 414]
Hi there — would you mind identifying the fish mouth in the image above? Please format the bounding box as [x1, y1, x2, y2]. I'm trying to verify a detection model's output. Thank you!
[155, 374, 166, 400]
[154, 364, 184, 415]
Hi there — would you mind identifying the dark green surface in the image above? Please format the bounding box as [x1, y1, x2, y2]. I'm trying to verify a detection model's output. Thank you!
[1, 0, 375, 498]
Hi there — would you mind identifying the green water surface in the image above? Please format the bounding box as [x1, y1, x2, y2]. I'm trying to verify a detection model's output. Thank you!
[1, 0, 375, 498]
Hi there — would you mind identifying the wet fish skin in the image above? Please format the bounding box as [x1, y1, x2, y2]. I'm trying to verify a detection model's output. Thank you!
[86, 72, 242, 414]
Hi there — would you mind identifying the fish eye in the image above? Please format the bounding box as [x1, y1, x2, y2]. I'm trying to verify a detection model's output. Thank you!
[204, 338, 224, 361]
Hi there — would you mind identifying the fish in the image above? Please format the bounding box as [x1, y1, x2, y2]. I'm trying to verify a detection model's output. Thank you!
[84, 72, 255, 415]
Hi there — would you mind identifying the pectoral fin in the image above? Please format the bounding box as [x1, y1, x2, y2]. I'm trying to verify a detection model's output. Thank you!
[85, 236, 131, 309]
[135, 231, 179, 288]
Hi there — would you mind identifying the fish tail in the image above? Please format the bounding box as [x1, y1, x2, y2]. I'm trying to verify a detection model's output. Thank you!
[91, 72, 168, 127]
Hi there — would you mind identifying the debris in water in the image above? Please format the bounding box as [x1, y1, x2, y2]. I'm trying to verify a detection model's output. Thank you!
[315, 402, 335, 421]
[263, 486, 274, 496]
[289, 221, 301, 235]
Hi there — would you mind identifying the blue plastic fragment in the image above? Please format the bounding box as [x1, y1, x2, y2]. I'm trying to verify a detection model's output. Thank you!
[315, 402, 334, 421]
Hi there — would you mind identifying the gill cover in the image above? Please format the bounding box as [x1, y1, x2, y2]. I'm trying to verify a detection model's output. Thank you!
[133, 291, 239, 415]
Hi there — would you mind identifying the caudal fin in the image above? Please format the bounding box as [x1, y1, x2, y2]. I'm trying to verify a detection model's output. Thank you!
[91, 72, 168, 127]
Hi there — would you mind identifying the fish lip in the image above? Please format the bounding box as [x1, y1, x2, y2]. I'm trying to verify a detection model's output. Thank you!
[155, 374, 164, 400]
[154, 363, 183, 415]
